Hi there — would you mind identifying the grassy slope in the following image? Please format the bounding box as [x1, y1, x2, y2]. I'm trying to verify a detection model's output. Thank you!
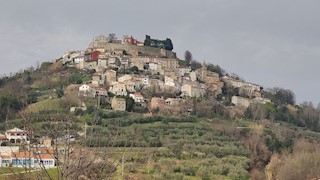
[24, 98, 63, 113]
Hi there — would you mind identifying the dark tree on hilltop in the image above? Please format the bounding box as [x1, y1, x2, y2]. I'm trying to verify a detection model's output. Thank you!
[190, 60, 202, 71]
[108, 33, 117, 42]
[263, 88, 296, 106]
[184, 50, 193, 66]
[207, 63, 225, 77]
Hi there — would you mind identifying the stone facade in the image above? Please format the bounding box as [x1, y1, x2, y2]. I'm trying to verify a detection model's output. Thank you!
[89, 36, 176, 59]
[231, 96, 251, 108]
[181, 83, 206, 97]
[111, 97, 126, 111]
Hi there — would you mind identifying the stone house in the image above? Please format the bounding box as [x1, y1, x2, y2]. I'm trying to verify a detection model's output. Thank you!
[239, 86, 261, 98]
[164, 76, 181, 91]
[131, 57, 179, 72]
[107, 57, 121, 67]
[150, 97, 165, 109]
[95, 87, 108, 97]
[109, 82, 127, 96]
[165, 98, 181, 106]
[181, 83, 206, 97]
[137, 76, 149, 88]
[231, 96, 251, 108]
[118, 74, 133, 83]
[161, 70, 176, 76]
[111, 97, 126, 111]
[83, 61, 97, 70]
[124, 80, 137, 92]
[176, 66, 191, 76]
[92, 73, 104, 86]
[120, 57, 131, 69]
[190, 71, 197, 81]
[97, 57, 108, 68]
[149, 79, 164, 87]
[222, 76, 261, 92]
[164, 76, 175, 87]
[105, 69, 117, 85]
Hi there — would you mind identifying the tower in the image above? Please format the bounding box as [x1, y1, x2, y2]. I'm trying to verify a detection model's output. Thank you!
[201, 62, 207, 81]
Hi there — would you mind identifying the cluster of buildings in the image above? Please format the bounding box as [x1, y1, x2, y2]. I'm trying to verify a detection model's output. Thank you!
[63, 34, 271, 112]
[0, 128, 55, 168]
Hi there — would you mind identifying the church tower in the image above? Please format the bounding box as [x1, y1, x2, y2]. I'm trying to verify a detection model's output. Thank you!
[201, 62, 207, 81]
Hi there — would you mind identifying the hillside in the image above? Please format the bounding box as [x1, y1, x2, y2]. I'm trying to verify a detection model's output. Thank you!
[0, 34, 320, 179]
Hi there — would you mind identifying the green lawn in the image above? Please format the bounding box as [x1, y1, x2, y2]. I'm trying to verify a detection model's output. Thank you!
[0, 167, 58, 180]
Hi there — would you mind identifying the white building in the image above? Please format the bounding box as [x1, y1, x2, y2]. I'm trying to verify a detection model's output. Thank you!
[74, 56, 84, 64]
[109, 82, 128, 96]
[129, 93, 145, 103]
[78, 84, 95, 97]
[5, 128, 30, 144]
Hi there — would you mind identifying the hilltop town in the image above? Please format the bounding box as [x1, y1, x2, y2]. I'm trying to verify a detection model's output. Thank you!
[61, 33, 271, 114]
[0, 33, 319, 179]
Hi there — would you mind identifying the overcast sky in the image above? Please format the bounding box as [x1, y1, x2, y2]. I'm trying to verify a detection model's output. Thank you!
[1, 0, 319, 104]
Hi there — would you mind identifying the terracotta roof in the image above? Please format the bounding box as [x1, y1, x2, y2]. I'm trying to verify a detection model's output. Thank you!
[34, 154, 55, 160]
[31, 147, 54, 154]
[92, 73, 101, 77]
[12, 152, 34, 158]
[95, 87, 107, 91]
[1, 155, 11, 159]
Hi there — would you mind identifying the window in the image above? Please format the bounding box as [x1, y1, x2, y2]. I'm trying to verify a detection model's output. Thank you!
[2, 160, 9, 163]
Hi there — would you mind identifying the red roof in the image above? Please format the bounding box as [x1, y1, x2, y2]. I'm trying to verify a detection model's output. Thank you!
[34, 154, 55, 160]
[1, 155, 11, 159]
[12, 152, 34, 158]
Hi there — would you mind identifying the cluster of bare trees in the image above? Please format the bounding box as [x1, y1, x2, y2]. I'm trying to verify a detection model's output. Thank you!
[267, 140, 320, 180]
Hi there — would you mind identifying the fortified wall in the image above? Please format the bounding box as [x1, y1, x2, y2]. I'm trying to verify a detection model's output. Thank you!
[88, 35, 176, 58]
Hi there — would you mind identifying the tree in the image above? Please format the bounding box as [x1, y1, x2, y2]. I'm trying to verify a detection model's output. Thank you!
[190, 60, 202, 71]
[207, 63, 225, 76]
[184, 50, 192, 66]
[124, 95, 135, 112]
[264, 88, 296, 105]
[108, 33, 117, 43]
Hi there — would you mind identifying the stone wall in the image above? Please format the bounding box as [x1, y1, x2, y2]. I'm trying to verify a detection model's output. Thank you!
[89, 42, 176, 59]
